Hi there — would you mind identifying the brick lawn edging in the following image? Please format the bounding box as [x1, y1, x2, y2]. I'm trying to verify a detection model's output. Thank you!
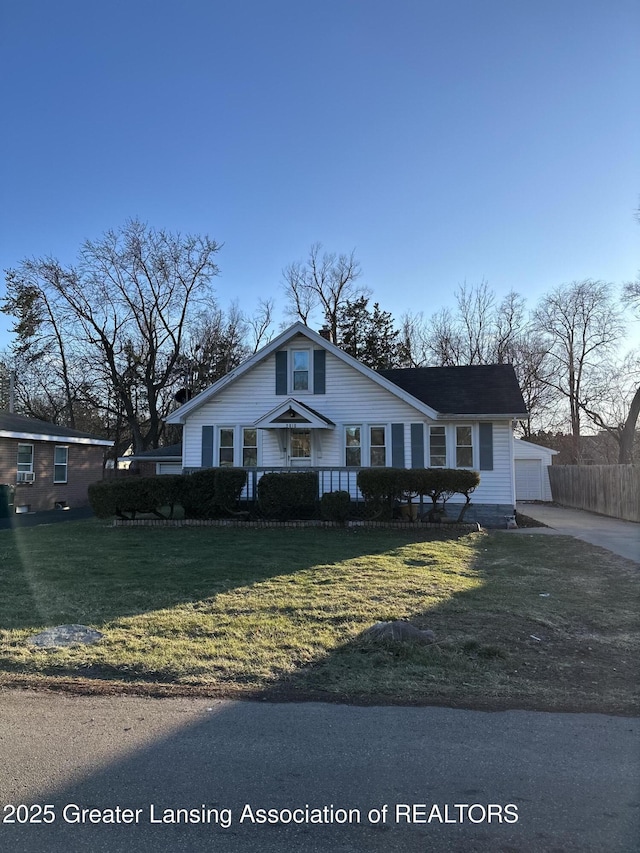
[113, 518, 482, 531]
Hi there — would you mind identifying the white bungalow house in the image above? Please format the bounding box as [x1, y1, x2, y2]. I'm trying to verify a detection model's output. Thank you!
[166, 322, 529, 525]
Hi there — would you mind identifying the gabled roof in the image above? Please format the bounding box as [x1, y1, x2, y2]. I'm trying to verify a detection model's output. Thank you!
[378, 365, 528, 417]
[254, 398, 336, 429]
[0, 412, 114, 446]
[165, 322, 529, 423]
[166, 322, 440, 423]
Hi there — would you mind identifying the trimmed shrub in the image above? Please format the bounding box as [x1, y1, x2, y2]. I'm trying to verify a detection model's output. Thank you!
[214, 467, 248, 514]
[90, 469, 247, 520]
[356, 467, 481, 522]
[320, 490, 352, 523]
[88, 480, 118, 519]
[257, 471, 319, 520]
[357, 468, 404, 519]
[180, 469, 218, 519]
[181, 468, 247, 519]
[447, 469, 480, 521]
[151, 475, 188, 517]
[88, 477, 163, 520]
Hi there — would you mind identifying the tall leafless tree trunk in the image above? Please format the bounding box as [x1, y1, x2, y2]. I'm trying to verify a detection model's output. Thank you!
[282, 243, 366, 342]
[532, 280, 625, 464]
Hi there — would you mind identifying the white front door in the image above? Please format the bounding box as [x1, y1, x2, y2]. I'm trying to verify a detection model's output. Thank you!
[289, 429, 312, 466]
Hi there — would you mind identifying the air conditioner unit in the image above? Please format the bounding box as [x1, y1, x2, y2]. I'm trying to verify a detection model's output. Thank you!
[17, 471, 35, 484]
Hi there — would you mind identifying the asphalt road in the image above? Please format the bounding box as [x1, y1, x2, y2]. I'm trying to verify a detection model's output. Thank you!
[0, 506, 94, 531]
[0, 691, 638, 852]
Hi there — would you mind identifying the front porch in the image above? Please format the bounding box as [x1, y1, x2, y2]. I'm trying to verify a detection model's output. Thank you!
[180, 467, 513, 526]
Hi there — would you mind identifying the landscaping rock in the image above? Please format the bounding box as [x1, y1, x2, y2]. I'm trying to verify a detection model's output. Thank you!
[362, 620, 436, 645]
[28, 625, 104, 648]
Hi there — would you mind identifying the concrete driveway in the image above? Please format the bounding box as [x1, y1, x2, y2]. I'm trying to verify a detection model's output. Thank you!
[516, 502, 640, 564]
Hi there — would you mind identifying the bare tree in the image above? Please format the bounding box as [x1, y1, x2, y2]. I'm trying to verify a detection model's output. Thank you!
[425, 306, 464, 365]
[531, 280, 625, 463]
[400, 311, 430, 367]
[579, 352, 640, 464]
[282, 243, 366, 342]
[3, 220, 221, 451]
[2, 267, 85, 428]
[456, 280, 496, 364]
[510, 332, 561, 437]
[246, 298, 276, 353]
[622, 280, 640, 317]
[493, 290, 526, 363]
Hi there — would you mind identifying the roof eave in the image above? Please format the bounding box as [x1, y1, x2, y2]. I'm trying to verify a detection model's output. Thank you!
[437, 412, 529, 420]
[0, 429, 114, 446]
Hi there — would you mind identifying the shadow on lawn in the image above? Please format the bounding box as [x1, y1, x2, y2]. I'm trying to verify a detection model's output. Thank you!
[4, 523, 637, 715]
[2, 522, 470, 632]
[257, 531, 639, 715]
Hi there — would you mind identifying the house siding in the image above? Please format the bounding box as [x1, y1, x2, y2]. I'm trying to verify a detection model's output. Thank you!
[0, 437, 106, 512]
[180, 333, 516, 508]
[183, 342, 435, 469]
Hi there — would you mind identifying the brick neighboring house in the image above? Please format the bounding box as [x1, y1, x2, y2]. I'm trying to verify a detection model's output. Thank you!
[0, 413, 113, 513]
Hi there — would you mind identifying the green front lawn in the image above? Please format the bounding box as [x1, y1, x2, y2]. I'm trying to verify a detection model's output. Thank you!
[1, 521, 637, 713]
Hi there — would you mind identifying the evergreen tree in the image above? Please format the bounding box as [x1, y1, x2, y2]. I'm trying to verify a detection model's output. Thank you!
[335, 298, 405, 370]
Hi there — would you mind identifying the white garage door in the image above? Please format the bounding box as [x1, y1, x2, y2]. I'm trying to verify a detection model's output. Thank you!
[515, 459, 542, 500]
[157, 463, 183, 475]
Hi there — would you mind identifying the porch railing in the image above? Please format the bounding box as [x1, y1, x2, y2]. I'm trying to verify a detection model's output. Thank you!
[184, 466, 366, 502]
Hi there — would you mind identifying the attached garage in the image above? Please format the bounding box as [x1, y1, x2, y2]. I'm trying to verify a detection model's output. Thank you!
[514, 439, 558, 501]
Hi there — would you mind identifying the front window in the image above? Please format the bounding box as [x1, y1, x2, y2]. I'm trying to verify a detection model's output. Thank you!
[456, 426, 473, 468]
[345, 426, 361, 467]
[17, 444, 34, 473]
[54, 446, 68, 483]
[369, 426, 386, 466]
[292, 350, 310, 391]
[430, 427, 446, 467]
[219, 428, 234, 466]
[242, 428, 257, 467]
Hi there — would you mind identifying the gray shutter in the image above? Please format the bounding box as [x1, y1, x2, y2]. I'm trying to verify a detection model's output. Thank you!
[201, 426, 214, 468]
[275, 351, 287, 395]
[313, 349, 326, 394]
[479, 422, 493, 470]
[410, 423, 424, 468]
[391, 423, 405, 468]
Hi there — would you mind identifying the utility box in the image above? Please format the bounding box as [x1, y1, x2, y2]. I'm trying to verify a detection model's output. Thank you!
[0, 484, 13, 519]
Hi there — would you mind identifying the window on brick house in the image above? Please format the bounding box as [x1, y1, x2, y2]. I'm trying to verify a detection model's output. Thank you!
[54, 446, 68, 483]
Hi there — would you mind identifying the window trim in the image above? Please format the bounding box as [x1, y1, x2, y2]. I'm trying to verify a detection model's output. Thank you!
[344, 425, 362, 467]
[290, 348, 311, 393]
[455, 424, 474, 469]
[369, 424, 387, 467]
[53, 445, 68, 484]
[218, 426, 235, 467]
[242, 427, 258, 467]
[17, 443, 34, 472]
[429, 426, 447, 468]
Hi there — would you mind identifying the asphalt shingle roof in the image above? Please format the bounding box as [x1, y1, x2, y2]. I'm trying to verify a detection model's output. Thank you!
[378, 364, 528, 416]
[0, 412, 111, 442]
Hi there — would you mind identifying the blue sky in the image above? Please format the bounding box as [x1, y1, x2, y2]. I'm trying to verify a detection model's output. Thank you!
[1, 0, 638, 348]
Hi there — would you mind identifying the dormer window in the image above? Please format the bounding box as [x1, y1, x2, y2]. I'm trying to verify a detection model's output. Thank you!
[292, 350, 310, 391]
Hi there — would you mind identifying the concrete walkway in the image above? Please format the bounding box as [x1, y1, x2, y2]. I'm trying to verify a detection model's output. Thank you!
[515, 502, 640, 564]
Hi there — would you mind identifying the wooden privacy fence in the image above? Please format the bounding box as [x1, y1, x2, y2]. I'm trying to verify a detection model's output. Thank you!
[548, 465, 640, 522]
